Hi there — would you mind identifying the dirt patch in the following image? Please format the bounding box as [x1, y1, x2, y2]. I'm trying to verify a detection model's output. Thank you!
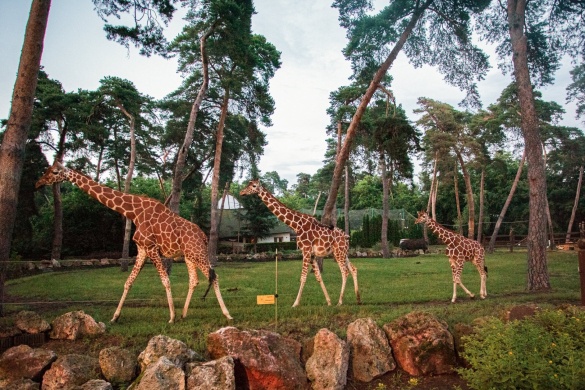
[347, 369, 470, 389]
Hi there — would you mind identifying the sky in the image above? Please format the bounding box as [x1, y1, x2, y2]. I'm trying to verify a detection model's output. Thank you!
[0, 0, 580, 185]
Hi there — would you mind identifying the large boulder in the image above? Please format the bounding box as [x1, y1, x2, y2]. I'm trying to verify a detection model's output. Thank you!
[137, 335, 200, 372]
[15, 311, 51, 334]
[207, 326, 306, 390]
[134, 356, 185, 390]
[41, 354, 101, 390]
[0, 344, 56, 385]
[49, 311, 105, 340]
[383, 311, 456, 376]
[98, 346, 137, 384]
[305, 328, 349, 390]
[346, 317, 396, 382]
[186, 355, 236, 390]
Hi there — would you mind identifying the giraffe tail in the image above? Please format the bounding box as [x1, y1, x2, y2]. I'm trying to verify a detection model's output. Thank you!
[201, 268, 217, 300]
[484, 265, 488, 277]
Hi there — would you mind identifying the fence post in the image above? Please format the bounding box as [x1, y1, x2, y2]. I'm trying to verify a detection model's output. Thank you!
[509, 229, 515, 253]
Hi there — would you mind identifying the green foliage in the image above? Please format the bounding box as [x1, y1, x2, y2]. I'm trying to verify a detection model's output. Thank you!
[459, 309, 585, 389]
[351, 214, 422, 248]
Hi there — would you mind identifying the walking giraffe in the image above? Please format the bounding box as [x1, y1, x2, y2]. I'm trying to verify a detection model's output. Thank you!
[36, 161, 232, 323]
[240, 179, 360, 307]
[414, 211, 487, 303]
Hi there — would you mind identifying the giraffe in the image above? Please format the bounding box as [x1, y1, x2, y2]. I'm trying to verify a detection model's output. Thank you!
[414, 210, 487, 303]
[240, 179, 360, 307]
[35, 161, 232, 323]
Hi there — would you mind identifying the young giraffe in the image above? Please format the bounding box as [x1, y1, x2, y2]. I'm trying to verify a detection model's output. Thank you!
[240, 179, 360, 307]
[414, 211, 487, 303]
[35, 161, 232, 323]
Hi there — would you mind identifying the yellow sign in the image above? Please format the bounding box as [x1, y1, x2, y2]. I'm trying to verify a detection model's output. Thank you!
[257, 295, 276, 305]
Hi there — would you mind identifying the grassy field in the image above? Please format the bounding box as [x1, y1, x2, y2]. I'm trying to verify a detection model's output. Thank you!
[2, 248, 582, 356]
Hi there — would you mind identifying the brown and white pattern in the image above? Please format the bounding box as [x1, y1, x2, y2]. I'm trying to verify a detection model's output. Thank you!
[240, 180, 360, 307]
[414, 211, 487, 303]
[36, 161, 232, 323]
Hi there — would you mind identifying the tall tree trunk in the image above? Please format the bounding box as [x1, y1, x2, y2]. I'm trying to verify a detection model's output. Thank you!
[566, 165, 583, 243]
[218, 181, 231, 232]
[488, 150, 526, 253]
[507, 0, 550, 291]
[168, 23, 216, 213]
[321, 0, 433, 225]
[477, 169, 485, 244]
[456, 153, 475, 239]
[453, 163, 463, 235]
[119, 107, 135, 259]
[0, 0, 51, 316]
[380, 153, 390, 258]
[344, 165, 350, 235]
[208, 90, 230, 267]
[50, 121, 67, 261]
[425, 152, 439, 242]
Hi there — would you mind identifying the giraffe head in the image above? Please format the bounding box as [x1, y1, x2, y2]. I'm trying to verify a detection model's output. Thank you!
[414, 211, 430, 225]
[35, 161, 69, 189]
[239, 179, 262, 196]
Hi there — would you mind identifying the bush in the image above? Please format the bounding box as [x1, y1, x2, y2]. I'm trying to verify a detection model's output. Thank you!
[458, 308, 585, 389]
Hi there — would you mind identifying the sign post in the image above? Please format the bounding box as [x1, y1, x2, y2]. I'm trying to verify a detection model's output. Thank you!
[256, 249, 279, 330]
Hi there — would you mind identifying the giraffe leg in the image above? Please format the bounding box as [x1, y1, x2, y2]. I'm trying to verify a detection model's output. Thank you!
[200, 265, 233, 320]
[450, 260, 474, 303]
[181, 257, 199, 319]
[212, 276, 233, 320]
[111, 247, 147, 323]
[148, 250, 176, 323]
[311, 259, 332, 306]
[293, 253, 312, 307]
[348, 260, 361, 304]
[334, 253, 349, 306]
[474, 260, 488, 299]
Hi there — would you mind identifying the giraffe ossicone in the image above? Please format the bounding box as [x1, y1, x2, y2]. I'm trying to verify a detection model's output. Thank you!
[414, 210, 487, 303]
[35, 161, 232, 323]
[240, 179, 360, 307]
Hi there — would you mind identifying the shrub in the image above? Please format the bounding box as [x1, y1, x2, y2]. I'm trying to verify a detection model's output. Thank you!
[458, 308, 585, 389]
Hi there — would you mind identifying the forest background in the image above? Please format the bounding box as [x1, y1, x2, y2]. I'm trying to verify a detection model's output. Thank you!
[1, 1, 584, 302]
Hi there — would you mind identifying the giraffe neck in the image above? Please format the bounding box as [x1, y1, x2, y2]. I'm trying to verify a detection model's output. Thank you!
[66, 169, 140, 220]
[257, 187, 308, 232]
[425, 218, 456, 245]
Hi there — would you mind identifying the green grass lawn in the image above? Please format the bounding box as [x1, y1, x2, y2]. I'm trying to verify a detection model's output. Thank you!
[2, 248, 582, 355]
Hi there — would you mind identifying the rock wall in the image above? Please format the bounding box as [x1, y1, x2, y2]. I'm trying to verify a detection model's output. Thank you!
[0, 309, 476, 389]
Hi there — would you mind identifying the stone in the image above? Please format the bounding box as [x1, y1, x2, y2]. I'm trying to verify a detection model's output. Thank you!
[305, 328, 349, 390]
[383, 311, 456, 376]
[137, 334, 200, 372]
[78, 379, 113, 390]
[0, 344, 56, 382]
[207, 326, 306, 390]
[134, 356, 185, 390]
[41, 354, 101, 390]
[99, 346, 137, 384]
[49, 311, 106, 340]
[0, 325, 22, 338]
[3, 378, 40, 390]
[186, 355, 236, 390]
[346, 317, 395, 382]
[15, 311, 51, 334]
